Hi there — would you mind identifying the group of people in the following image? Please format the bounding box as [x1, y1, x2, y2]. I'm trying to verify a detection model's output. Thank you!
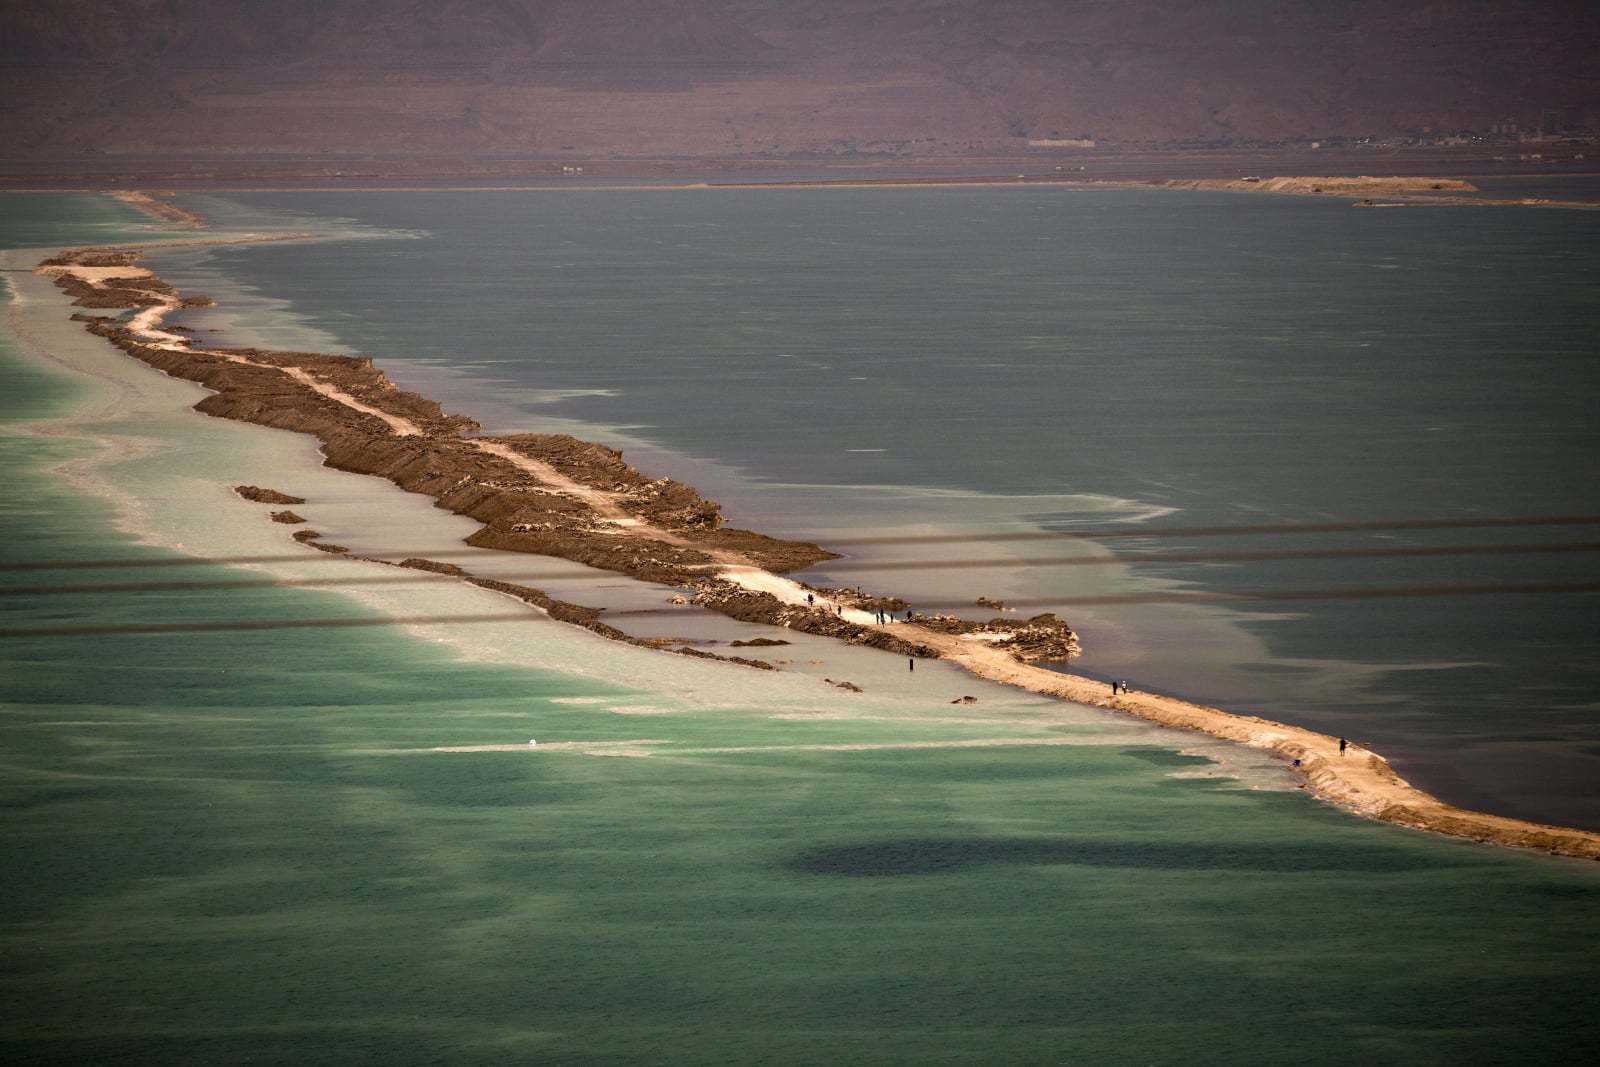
[804, 592, 909, 627]
[1110, 680, 1130, 695]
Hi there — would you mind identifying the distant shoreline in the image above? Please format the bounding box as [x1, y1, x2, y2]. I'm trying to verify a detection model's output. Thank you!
[15, 171, 1594, 211]
[28, 199, 1600, 860]
[5, 140, 1599, 190]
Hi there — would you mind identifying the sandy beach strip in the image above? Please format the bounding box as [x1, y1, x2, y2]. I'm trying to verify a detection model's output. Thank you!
[30, 201, 1600, 860]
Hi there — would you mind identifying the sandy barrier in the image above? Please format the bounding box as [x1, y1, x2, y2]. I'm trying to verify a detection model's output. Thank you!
[31, 209, 1600, 860]
[926, 641, 1600, 858]
[103, 189, 208, 229]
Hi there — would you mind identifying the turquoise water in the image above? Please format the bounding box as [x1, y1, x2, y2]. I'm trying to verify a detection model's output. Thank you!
[3, 192, 1599, 1065]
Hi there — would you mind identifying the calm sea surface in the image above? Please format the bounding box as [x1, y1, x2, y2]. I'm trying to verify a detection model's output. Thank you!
[3, 190, 1598, 1065]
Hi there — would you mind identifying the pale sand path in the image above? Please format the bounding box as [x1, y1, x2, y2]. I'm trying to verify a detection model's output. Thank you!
[276, 363, 424, 437]
[471, 439, 640, 524]
[715, 564, 878, 624]
[42, 231, 1600, 860]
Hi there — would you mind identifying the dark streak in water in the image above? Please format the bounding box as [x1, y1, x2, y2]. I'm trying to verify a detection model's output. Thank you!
[787, 836, 1463, 877]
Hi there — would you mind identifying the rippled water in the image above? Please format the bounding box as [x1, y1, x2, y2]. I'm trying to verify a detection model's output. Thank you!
[3, 191, 1598, 1066]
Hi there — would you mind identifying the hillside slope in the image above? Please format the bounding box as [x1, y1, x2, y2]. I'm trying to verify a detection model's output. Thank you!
[3, 0, 1595, 161]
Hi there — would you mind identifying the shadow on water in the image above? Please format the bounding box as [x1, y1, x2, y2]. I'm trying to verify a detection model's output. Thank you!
[787, 836, 1464, 877]
[1117, 746, 1215, 768]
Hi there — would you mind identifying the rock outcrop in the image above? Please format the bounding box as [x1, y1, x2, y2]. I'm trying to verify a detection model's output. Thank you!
[234, 485, 306, 505]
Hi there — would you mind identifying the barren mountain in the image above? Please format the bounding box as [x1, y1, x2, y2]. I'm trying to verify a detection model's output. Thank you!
[2, 0, 1595, 163]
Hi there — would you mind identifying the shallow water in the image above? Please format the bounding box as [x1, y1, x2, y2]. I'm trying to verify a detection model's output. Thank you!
[3, 192, 1599, 1065]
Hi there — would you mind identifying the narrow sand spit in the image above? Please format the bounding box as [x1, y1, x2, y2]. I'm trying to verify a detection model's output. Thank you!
[104, 189, 207, 229]
[38, 218, 1600, 861]
[37, 251, 432, 443]
[926, 634, 1600, 857]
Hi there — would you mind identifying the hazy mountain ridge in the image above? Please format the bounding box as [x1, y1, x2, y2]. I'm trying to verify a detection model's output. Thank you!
[3, 0, 1595, 160]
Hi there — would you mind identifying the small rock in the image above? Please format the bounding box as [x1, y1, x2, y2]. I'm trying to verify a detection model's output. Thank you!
[235, 485, 306, 505]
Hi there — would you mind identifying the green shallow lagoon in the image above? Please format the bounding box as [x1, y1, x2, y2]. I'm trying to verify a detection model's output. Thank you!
[3, 193, 1598, 1065]
[5, 643, 1599, 1064]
